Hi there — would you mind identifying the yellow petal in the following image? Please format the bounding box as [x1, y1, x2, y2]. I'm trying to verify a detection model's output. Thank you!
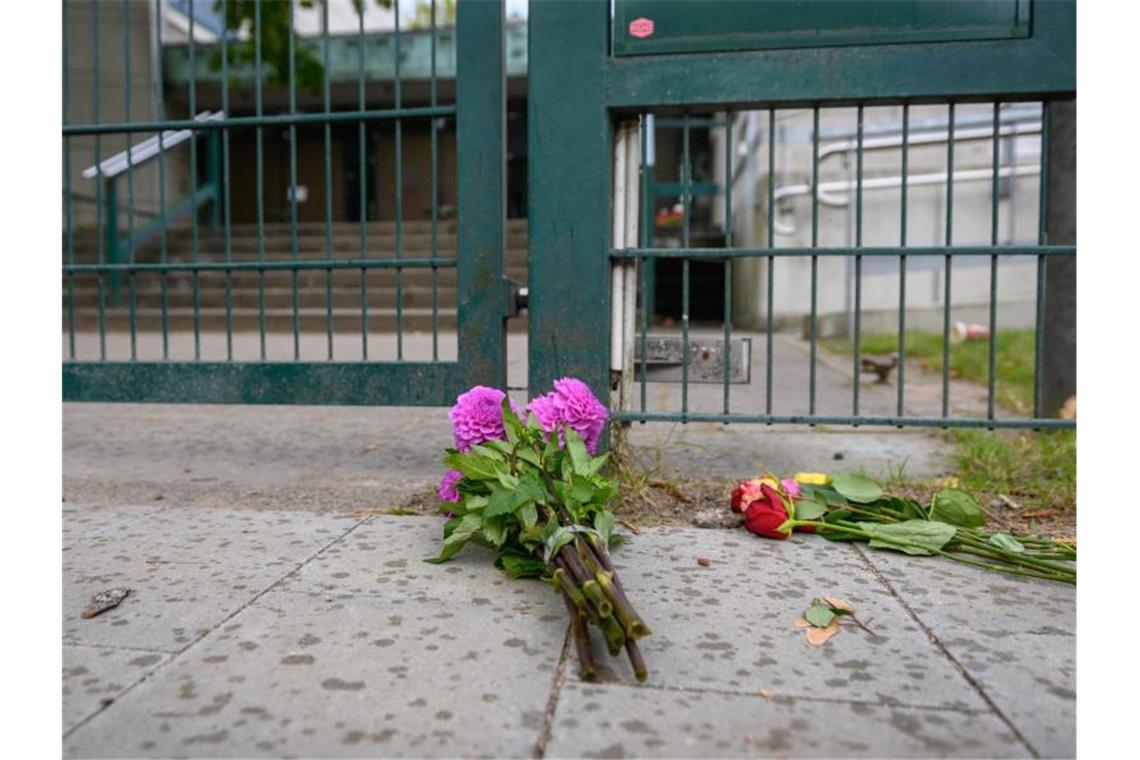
[758, 477, 779, 489]
[794, 472, 830, 486]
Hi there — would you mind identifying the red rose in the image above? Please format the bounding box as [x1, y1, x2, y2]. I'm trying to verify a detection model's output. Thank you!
[731, 478, 773, 512]
[743, 484, 791, 540]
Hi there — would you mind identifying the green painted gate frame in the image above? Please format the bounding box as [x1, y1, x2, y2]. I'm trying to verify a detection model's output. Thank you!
[526, 0, 1075, 411]
[63, 0, 509, 407]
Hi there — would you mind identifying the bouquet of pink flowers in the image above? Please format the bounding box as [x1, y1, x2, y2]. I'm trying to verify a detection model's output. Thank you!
[429, 379, 651, 682]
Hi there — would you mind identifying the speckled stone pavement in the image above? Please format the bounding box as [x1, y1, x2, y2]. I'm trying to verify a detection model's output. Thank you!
[63, 505, 1075, 758]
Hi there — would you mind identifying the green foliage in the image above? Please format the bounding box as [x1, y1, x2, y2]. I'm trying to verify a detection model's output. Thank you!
[858, 520, 958, 556]
[409, 0, 456, 30]
[830, 473, 884, 504]
[211, 0, 391, 91]
[930, 489, 986, 528]
[427, 409, 619, 572]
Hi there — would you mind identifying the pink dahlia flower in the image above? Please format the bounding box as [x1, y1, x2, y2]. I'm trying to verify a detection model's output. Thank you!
[527, 377, 608, 454]
[437, 469, 463, 503]
[448, 386, 521, 452]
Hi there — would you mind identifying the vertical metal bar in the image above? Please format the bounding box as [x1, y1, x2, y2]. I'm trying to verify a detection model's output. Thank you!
[92, 0, 106, 361]
[221, 0, 233, 361]
[897, 104, 909, 420]
[63, 3, 76, 359]
[358, 7, 368, 360]
[681, 114, 691, 417]
[766, 109, 775, 417]
[123, 0, 136, 360]
[154, 0, 168, 359]
[1034, 103, 1050, 419]
[289, 0, 300, 360]
[394, 0, 404, 359]
[255, 0, 266, 359]
[722, 111, 733, 415]
[322, 0, 333, 360]
[853, 104, 864, 418]
[810, 107, 820, 416]
[942, 102, 955, 420]
[189, 0, 200, 359]
[640, 114, 649, 414]
[987, 101, 1001, 422]
[430, 0, 439, 361]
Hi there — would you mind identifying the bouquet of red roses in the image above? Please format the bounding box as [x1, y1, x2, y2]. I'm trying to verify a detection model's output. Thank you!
[731, 472, 1075, 584]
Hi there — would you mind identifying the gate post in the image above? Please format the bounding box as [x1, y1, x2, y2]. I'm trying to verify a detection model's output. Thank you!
[527, 1, 612, 405]
[1041, 99, 1076, 418]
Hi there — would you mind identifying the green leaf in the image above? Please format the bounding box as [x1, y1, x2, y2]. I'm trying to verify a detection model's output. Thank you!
[585, 451, 611, 477]
[469, 443, 506, 462]
[494, 549, 546, 579]
[831, 473, 884, 504]
[858, 519, 957, 556]
[482, 515, 508, 548]
[501, 397, 523, 445]
[988, 532, 1026, 554]
[516, 446, 542, 468]
[930, 489, 986, 528]
[519, 502, 539, 531]
[543, 526, 577, 564]
[495, 468, 521, 491]
[484, 486, 531, 519]
[570, 475, 595, 504]
[426, 513, 483, 563]
[564, 428, 591, 476]
[444, 451, 501, 482]
[795, 499, 828, 521]
[518, 471, 549, 505]
[593, 510, 616, 542]
[804, 604, 836, 628]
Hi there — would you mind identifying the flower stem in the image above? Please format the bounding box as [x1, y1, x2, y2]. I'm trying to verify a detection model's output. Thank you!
[561, 591, 596, 682]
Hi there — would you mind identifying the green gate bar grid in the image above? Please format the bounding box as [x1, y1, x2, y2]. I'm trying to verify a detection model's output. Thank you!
[529, 0, 1075, 431]
[63, 0, 509, 406]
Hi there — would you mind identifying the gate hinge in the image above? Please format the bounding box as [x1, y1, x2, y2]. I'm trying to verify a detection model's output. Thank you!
[504, 276, 527, 318]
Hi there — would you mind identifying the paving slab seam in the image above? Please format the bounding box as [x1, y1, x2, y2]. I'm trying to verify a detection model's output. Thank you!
[531, 628, 573, 759]
[851, 543, 1041, 758]
[605, 681, 999, 715]
[62, 512, 375, 742]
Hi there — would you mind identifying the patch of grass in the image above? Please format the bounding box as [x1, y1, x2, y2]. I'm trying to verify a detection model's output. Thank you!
[823, 329, 1038, 414]
[949, 428, 1076, 511]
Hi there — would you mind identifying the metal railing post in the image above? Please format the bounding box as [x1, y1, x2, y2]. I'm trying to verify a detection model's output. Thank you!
[207, 130, 221, 229]
[104, 177, 121, 302]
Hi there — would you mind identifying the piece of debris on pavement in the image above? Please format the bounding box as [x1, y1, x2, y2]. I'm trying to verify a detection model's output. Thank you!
[692, 508, 746, 530]
[81, 587, 131, 619]
[696, 556, 711, 567]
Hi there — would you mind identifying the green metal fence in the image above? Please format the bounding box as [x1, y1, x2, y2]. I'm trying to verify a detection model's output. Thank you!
[63, 0, 512, 406]
[528, 0, 1075, 431]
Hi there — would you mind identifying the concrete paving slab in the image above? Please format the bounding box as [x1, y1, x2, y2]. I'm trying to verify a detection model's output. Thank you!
[545, 682, 1029, 759]
[63, 505, 354, 652]
[63, 644, 174, 734]
[601, 527, 987, 710]
[275, 515, 544, 608]
[857, 547, 1076, 758]
[64, 589, 567, 758]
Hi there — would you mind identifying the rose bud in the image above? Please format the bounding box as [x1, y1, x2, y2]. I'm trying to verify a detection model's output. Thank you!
[744, 498, 790, 540]
[731, 477, 777, 513]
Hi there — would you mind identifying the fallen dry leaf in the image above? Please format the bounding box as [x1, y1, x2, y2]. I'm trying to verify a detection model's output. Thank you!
[362, 443, 378, 453]
[1020, 508, 1058, 519]
[620, 520, 642, 535]
[758, 689, 774, 699]
[823, 596, 853, 612]
[793, 618, 812, 629]
[805, 621, 840, 646]
[82, 587, 131, 619]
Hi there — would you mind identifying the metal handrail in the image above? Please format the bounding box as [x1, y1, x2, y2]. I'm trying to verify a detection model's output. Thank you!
[81, 111, 224, 179]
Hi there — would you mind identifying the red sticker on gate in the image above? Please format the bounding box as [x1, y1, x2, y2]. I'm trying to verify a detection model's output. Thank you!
[629, 18, 655, 39]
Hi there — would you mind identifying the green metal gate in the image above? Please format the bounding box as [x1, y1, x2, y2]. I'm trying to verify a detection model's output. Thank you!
[63, 0, 511, 406]
[528, 0, 1075, 430]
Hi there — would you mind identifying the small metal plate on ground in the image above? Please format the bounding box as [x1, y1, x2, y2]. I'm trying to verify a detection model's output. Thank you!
[634, 336, 751, 383]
